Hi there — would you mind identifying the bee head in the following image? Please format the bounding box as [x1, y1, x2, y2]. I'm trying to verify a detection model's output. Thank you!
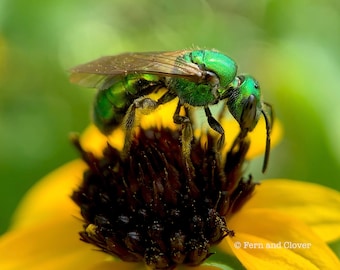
[227, 75, 262, 132]
[227, 75, 273, 173]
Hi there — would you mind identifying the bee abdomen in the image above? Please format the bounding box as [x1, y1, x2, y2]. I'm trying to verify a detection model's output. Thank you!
[93, 74, 163, 134]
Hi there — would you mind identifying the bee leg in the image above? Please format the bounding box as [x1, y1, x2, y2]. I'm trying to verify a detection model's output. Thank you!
[122, 96, 159, 157]
[173, 101, 194, 167]
[204, 106, 225, 151]
[122, 91, 177, 158]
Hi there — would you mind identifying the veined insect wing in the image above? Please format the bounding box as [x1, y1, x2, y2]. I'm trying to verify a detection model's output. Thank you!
[69, 51, 207, 90]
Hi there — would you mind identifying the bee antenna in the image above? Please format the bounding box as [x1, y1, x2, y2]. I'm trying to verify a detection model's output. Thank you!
[261, 103, 273, 173]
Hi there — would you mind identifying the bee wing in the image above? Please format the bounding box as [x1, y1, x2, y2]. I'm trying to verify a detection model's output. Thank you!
[69, 50, 204, 90]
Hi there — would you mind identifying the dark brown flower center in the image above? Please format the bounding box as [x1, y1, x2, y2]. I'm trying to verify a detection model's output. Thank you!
[71, 127, 256, 270]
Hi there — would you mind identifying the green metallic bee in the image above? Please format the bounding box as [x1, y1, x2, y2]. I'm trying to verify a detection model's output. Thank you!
[70, 49, 273, 172]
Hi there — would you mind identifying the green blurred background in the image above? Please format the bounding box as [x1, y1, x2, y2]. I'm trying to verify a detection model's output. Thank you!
[0, 0, 339, 250]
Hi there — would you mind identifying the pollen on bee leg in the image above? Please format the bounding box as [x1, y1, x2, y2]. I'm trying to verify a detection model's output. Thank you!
[181, 118, 193, 150]
[122, 97, 160, 159]
[137, 97, 159, 115]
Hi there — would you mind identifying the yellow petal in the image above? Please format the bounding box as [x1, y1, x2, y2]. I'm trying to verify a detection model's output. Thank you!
[10, 160, 87, 230]
[80, 112, 282, 161]
[241, 179, 340, 242]
[80, 125, 125, 157]
[219, 117, 283, 160]
[222, 208, 340, 270]
[139, 93, 180, 130]
[0, 212, 227, 270]
[0, 215, 129, 270]
[247, 116, 282, 159]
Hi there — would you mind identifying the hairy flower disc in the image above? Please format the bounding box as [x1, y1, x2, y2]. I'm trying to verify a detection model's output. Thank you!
[71, 127, 256, 270]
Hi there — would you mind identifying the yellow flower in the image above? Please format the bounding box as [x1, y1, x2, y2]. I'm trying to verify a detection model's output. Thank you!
[1, 98, 339, 270]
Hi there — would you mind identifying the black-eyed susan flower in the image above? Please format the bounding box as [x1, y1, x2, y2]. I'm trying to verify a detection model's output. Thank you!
[0, 98, 339, 270]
